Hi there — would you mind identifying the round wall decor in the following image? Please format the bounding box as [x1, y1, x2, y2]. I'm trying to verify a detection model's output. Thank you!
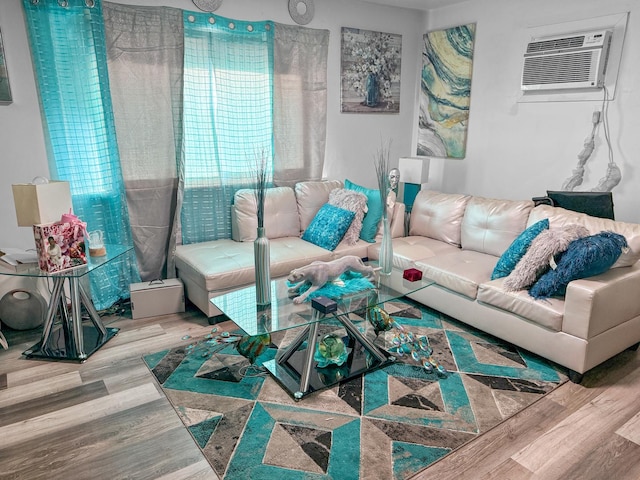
[0, 289, 47, 331]
[288, 0, 314, 25]
[192, 0, 223, 12]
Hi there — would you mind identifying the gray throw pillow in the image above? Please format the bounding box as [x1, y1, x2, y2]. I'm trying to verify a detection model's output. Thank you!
[503, 224, 590, 291]
[328, 188, 368, 245]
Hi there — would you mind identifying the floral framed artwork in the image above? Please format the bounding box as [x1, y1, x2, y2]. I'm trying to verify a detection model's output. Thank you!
[340, 27, 401, 114]
[0, 27, 12, 105]
[416, 23, 475, 158]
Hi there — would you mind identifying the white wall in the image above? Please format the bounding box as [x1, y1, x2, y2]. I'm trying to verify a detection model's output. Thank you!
[1, 0, 639, 252]
[424, 0, 640, 224]
[0, 0, 424, 248]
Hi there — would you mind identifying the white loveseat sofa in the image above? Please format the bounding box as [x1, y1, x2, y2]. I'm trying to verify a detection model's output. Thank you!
[175, 180, 404, 317]
[368, 190, 640, 381]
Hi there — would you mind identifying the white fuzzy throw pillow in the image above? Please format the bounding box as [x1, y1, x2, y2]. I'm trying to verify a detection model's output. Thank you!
[504, 224, 590, 291]
[329, 188, 368, 245]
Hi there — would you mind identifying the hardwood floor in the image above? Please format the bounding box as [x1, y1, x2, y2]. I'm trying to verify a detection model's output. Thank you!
[1, 303, 640, 479]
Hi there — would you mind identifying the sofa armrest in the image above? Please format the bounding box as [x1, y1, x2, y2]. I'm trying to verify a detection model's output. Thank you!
[563, 262, 640, 339]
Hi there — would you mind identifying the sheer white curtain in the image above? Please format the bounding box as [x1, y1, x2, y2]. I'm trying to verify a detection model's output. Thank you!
[273, 23, 329, 186]
[103, 3, 184, 280]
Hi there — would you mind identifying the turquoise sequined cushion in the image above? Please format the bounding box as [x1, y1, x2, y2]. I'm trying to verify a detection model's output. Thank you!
[491, 219, 549, 280]
[302, 203, 355, 251]
[529, 231, 627, 299]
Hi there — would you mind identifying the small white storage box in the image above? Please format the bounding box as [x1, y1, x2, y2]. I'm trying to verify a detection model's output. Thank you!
[130, 279, 185, 320]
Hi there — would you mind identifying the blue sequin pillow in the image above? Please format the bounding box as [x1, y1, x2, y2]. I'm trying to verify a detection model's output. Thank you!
[529, 231, 628, 299]
[491, 219, 549, 280]
[302, 203, 355, 251]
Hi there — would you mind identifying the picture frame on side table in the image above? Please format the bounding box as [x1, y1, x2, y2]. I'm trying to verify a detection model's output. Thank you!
[0, 27, 12, 105]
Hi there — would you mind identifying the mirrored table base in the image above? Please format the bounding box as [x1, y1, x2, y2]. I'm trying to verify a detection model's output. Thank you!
[262, 309, 395, 400]
[23, 325, 119, 362]
[22, 276, 119, 362]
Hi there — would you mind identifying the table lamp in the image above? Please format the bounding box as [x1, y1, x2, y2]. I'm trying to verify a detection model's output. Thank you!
[11, 177, 72, 227]
[398, 157, 429, 212]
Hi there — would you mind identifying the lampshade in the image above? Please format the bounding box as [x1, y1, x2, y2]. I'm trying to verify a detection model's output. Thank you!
[398, 157, 429, 184]
[11, 179, 72, 226]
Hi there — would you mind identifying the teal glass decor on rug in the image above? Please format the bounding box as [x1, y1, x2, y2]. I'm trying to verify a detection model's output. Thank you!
[143, 298, 568, 479]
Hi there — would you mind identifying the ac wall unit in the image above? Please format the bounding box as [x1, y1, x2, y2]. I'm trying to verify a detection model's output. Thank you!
[521, 29, 612, 92]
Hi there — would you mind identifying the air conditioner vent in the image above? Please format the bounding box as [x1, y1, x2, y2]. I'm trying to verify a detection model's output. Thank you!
[526, 35, 585, 53]
[523, 51, 593, 86]
[521, 29, 612, 91]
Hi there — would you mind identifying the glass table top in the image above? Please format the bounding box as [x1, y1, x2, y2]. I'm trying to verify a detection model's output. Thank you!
[0, 244, 134, 279]
[211, 264, 434, 336]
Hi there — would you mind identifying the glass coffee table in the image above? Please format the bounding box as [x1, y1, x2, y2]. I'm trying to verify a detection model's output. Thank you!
[210, 264, 433, 400]
[0, 244, 133, 362]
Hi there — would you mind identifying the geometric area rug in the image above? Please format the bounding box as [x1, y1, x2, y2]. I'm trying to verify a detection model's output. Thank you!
[143, 298, 568, 480]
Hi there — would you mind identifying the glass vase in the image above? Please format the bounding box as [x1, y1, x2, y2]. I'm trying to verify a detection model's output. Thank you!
[379, 215, 393, 275]
[254, 226, 271, 306]
[365, 73, 379, 107]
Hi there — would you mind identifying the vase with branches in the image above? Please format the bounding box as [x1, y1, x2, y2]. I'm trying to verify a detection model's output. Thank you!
[374, 140, 393, 275]
[253, 151, 271, 306]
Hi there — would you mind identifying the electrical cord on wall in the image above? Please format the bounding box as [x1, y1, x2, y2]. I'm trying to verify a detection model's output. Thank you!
[561, 85, 621, 192]
[591, 85, 621, 191]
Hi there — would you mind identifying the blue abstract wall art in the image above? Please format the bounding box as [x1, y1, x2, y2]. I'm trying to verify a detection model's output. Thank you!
[417, 24, 475, 158]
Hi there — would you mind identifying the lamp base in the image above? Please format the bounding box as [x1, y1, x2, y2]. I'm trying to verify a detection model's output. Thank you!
[403, 183, 421, 212]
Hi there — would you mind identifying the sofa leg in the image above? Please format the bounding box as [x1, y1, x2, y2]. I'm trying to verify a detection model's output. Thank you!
[627, 342, 640, 352]
[568, 370, 584, 384]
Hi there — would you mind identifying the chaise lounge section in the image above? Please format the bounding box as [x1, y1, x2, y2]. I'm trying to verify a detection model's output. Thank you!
[175, 180, 404, 317]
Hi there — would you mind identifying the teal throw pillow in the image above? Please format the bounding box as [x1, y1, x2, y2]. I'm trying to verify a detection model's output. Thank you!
[491, 219, 549, 280]
[344, 179, 383, 243]
[529, 231, 627, 299]
[302, 203, 355, 251]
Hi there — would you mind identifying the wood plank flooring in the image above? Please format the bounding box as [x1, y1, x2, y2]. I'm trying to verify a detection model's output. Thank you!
[1, 303, 640, 479]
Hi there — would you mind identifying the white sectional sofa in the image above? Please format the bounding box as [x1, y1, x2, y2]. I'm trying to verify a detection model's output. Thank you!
[368, 190, 640, 382]
[175, 180, 405, 317]
[176, 181, 640, 382]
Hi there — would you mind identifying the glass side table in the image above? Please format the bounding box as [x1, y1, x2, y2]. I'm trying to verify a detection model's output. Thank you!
[0, 244, 133, 362]
[211, 263, 434, 400]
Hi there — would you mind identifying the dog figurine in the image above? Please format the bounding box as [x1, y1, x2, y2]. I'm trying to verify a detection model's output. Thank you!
[287, 255, 377, 304]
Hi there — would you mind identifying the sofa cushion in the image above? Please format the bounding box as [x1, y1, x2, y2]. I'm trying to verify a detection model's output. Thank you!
[461, 196, 534, 257]
[478, 278, 565, 331]
[344, 179, 383, 243]
[234, 186, 300, 241]
[369, 235, 461, 271]
[504, 224, 590, 291]
[529, 231, 628, 299]
[528, 204, 640, 268]
[328, 188, 368, 245]
[302, 203, 355, 251]
[175, 237, 333, 292]
[295, 180, 344, 233]
[416, 250, 498, 299]
[409, 190, 470, 246]
[491, 218, 549, 280]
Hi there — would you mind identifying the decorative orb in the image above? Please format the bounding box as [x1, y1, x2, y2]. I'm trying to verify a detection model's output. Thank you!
[314, 333, 348, 367]
[0, 289, 47, 330]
